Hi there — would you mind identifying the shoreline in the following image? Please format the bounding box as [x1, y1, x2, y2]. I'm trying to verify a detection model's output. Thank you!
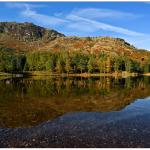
[0, 71, 142, 78]
[143, 73, 150, 76]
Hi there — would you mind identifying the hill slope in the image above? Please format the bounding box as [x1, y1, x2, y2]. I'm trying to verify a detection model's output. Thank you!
[43, 36, 150, 64]
[0, 22, 149, 63]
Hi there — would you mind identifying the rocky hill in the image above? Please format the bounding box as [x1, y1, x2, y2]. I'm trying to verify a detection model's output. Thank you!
[0, 22, 65, 42]
[0, 22, 150, 64]
[41, 36, 150, 64]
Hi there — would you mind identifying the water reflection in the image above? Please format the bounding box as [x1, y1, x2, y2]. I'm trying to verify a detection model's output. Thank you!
[0, 76, 150, 128]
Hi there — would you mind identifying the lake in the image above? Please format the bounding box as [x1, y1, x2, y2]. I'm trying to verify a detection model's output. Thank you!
[0, 76, 150, 147]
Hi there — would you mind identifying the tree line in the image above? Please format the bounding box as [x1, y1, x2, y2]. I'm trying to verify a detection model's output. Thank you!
[0, 51, 150, 74]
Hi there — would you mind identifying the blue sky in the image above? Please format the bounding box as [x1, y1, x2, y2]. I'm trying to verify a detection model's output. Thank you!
[0, 2, 150, 49]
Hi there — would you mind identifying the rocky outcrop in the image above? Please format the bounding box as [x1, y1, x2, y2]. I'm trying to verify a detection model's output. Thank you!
[0, 22, 65, 42]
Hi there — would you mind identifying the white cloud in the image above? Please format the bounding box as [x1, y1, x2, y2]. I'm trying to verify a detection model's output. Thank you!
[66, 14, 146, 36]
[5, 3, 46, 9]
[70, 8, 139, 20]
[21, 6, 68, 26]
[144, 2, 150, 5]
[5, 3, 149, 38]
[6, 3, 68, 26]
[67, 21, 97, 33]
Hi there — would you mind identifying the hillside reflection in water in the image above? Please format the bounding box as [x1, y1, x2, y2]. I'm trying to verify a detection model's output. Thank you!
[0, 76, 150, 128]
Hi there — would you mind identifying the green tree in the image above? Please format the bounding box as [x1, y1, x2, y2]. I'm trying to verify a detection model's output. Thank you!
[55, 54, 64, 73]
[87, 55, 95, 73]
[45, 55, 55, 72]
[105, 57, 112, 73]
[17, 55, 26, 71]
[98, 53, 107, 73]
[78, 55, 88, 73]
[71, 53, 80, 73]
[113, 57, 120, 73]
[65, 58, 72, 74]
[125, 59, 133, 73]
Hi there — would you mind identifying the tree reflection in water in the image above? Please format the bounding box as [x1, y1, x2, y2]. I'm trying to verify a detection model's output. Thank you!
[0, 76, 150, 128]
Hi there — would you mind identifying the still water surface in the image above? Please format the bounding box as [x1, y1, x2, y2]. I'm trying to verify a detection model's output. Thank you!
[0, 76, 150, 147]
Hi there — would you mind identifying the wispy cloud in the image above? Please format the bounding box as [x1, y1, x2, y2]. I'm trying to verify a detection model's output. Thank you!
[21, 6, 68, 26]
[66, 14, 146, 36]
[6, 3, 46, 9]
[70, 8, 139, 20]
[5, 3, 148, 37]
[6, 3, 68, 26]
[144, 2, 150, 5]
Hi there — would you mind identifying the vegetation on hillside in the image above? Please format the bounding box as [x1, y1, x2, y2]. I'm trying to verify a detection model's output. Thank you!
[0, 22, 150, 75]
